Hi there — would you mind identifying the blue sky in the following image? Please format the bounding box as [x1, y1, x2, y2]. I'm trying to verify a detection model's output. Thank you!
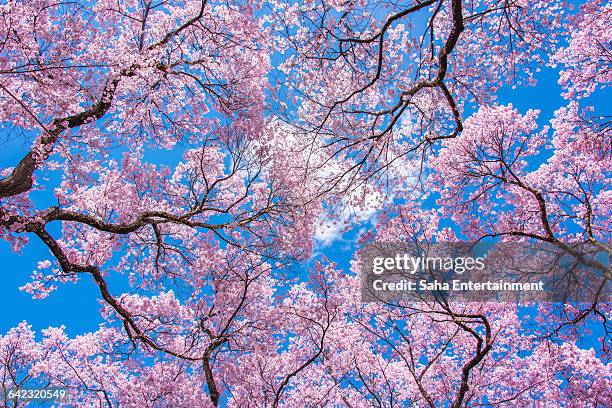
[0, 35, 605, 340]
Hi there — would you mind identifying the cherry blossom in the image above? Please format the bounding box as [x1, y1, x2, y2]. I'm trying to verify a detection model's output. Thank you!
[0, 0, 609, 406]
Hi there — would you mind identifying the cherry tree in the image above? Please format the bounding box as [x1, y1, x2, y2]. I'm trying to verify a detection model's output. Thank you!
[0, 0, 610, 407]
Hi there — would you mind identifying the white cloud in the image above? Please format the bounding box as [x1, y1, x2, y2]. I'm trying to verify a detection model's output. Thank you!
[314, 188, 385, 247]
